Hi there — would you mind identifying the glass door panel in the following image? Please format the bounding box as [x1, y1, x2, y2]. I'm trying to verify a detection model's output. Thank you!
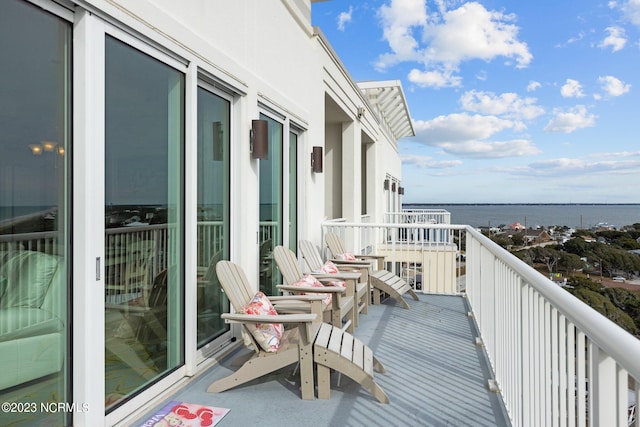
[288, 131, 298, 253]
[196, 87, 230, 347]
[0, 2, 71, 425]
[104, 36, 184, 410]
[258, 114, 283, 295]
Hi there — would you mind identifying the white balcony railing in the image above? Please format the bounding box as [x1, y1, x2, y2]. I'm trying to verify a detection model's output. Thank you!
[4, 217, 639, 425]
[384, 208, 451, 225]
[321, 220, 640, 427]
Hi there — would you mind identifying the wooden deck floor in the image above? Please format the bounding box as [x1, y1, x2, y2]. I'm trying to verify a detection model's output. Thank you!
[124, 294, 511, 427]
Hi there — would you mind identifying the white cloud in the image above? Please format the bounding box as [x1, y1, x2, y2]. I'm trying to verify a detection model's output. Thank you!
[621, 0, 640, 26]
[337, 6, 353, 31]
[401, 154, 462, 169]
[544, 105, 596, 133]
[439, 139, 540, 158]
[376, 1, 532, 86]
[598, 75, 631, 96]
[412, 113, 540, 158]
[599, 26, 627, 51]
[502, 157, 640, 177]
[408, 67, 462, 88]
[527, 81, 541, 92]
[560, 79, 585, 98]
[414, 113, 515, 142]
[460, 90, 544, 120]
[423, 3, 532, 67]
[375, 0, 428, 69]
[590, 150, 640, 158]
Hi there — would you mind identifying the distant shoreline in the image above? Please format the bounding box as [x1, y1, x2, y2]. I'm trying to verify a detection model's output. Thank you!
[402, 203, 640, 228]
[404, 203, 640, 206]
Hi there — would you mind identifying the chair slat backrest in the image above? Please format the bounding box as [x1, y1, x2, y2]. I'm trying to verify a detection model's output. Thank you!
[215, 261, 255, 312]
[299, 240, 325, 272]
[273, 246, 304, 285]
[325, 232, 347, 258]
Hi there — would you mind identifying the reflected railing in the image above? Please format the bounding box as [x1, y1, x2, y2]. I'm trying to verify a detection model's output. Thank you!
[322, 219, 640, 427]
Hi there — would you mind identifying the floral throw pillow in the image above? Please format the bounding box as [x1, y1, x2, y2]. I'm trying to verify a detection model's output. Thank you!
[242, 291, 284, 352]
[336, 252, 357, 261]
[291, 274, 332, 306]
[315, 260, 339, 274]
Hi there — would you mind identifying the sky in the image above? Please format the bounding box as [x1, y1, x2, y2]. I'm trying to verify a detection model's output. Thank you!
[311, 0, 640, 204]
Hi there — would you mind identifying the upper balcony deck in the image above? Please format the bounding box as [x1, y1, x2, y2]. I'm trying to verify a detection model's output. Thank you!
[2, 210, 638, 426]
[123, 293, 510, 427]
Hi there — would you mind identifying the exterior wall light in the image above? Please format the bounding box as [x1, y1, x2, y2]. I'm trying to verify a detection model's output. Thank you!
[250, 119, 268, 160]
[311, 146, 323, 173]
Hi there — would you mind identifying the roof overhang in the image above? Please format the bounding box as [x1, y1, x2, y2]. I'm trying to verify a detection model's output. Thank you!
[358, 80, 415, 140]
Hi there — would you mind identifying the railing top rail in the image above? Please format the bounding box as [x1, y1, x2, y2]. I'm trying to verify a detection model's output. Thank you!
[105, 223, 167, 234]
[399, 209, 451, 213]
[322, 221, 464, 230]
[465, 225, 640, 380]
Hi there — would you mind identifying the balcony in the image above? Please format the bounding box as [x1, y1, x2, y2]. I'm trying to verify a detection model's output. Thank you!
[121, 212, 640, 426]
[2, 213, 639, 426]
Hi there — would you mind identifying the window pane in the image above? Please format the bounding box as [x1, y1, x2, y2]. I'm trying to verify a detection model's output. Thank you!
[258, 114, 283, 295]
[104, 36, 184, 411]
[0, 1, 71, 425]
[289, 132, 298, 252]
[196, 87, 230, 347]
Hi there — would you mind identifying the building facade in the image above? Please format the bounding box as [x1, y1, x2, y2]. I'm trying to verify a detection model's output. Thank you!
[0, 0, 413, 425]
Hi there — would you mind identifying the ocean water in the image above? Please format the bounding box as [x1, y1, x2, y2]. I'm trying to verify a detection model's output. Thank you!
[403, 204, 640, 229]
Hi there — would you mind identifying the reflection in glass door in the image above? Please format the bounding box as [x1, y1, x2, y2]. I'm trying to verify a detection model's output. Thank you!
[258, 114, 283, 295]
[0, 2, 71, 425]
[196, 86, 230, 348]
[104, 36, 184, 410]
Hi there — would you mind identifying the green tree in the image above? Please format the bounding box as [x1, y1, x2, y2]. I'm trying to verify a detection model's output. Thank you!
[559, 252, 584, 274]
[563, 237, 590, 255]
[567, 287, 639, 335]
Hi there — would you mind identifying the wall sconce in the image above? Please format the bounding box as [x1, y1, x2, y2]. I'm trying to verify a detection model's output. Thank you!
[311, 146, 323, 173]
[383, 179, 390, 190]
[357, 107, 365, 120]
[391, 182, 397, 192]
[398, 186, 404, 195]
[250, 119, 268, 160]
[212, 121, 223, 161]
[42, 141, 58, 152]
[28, 141, 64, 156]
[29, 144, 43, 155]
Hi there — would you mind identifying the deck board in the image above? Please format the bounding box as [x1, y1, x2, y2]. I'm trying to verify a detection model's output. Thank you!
[124, 294, 511, 427]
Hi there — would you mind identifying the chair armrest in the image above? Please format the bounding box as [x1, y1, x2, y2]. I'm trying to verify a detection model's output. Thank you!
[357, 254, 385, 260]
[277, 284, 346, 294]
[312, 272, 361, 281]
[221, 312, 317, 324]
[330, 259, 372, 268]
[269, 295, 326, 302]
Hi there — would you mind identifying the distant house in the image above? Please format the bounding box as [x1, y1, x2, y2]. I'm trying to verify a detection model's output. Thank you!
[517, 229, 552, 245]
[509, 222, 526, 231]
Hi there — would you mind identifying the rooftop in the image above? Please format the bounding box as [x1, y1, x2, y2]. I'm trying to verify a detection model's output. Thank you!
[124, 294, 510, 426]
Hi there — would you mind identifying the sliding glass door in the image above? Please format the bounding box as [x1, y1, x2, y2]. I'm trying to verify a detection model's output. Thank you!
[196, 85, 230, 348]
[104, 36, 184, 410]
[258, 114, 284, 295]
[0, 1, 71, 425]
